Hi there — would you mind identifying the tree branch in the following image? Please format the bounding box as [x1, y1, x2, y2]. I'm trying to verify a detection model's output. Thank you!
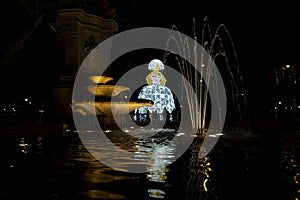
[0, 14, 45, 65]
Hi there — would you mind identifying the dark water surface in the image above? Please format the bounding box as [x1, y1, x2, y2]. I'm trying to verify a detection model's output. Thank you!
[0, 125, 299, 200]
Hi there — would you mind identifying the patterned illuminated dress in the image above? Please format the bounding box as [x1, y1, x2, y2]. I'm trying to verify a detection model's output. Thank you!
[134, 59, 175, 121]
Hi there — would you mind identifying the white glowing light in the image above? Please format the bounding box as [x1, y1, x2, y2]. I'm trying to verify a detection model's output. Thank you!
[215, 133, 224, 136]
[208, 134, 218, 138]
[136, 85, 175, 115]
[176, 132, 186, 136]
[148, 59, 164, 70]
[135, 59, 176, 121]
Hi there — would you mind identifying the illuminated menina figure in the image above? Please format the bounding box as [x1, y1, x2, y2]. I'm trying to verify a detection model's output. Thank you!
[134, 59, 176, 121]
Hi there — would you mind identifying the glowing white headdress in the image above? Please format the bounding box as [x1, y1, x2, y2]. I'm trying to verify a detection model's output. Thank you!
[148, 59, 164, 70]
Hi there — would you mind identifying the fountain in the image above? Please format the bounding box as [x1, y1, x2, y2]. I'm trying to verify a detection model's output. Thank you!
[163, 17, 250, 134]
[65, 13, 253, 198]
[70, 19, 250, 180]
[72, 75, 153, 123]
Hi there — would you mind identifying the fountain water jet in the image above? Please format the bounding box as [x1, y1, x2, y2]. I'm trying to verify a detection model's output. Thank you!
[163, 17, 250, 134]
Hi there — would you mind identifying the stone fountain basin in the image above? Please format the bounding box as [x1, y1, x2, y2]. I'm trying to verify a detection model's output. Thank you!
[73, 101, 153, 116]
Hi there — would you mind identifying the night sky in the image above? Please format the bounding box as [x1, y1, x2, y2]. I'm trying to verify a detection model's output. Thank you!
[151, 1, 299, 87]
[155, 1, 299, 116]
[0, 0, 299, 117]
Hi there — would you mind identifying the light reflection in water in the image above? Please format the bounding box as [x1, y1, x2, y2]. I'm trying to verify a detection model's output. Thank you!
[82, 190, 126, 199]
[73, 126, 178, 199]
[184, 144, 216, 200]
[61, 129, 134, 199]
[134, 136, 176, 199]
[2, 127, 300, 199]
[280, 135, 300, 200]
[17, 137, 31, 154]
[201, 157, 213, 192]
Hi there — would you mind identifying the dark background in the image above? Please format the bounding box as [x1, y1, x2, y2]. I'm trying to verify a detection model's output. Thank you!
[0, 0, 299, 123]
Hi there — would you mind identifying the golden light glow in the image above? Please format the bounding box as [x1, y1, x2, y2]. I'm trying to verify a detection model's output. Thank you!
[146, 67, 167, 86]
[86, 85, 130, 97]
[201, 156, 213, 193]
[88, 76, 114, 84]
[73, 101, 154, 116]
[203, 178, 208, 192]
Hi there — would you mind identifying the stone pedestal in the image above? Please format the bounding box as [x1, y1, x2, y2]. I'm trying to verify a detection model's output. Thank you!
[51, 8, 118, 119]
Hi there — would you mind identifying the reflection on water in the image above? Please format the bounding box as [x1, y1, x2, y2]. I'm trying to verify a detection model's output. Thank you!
[0, 127, 299, 199]
[279, 135, 300, 200]
[135, 136, 175, 199]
